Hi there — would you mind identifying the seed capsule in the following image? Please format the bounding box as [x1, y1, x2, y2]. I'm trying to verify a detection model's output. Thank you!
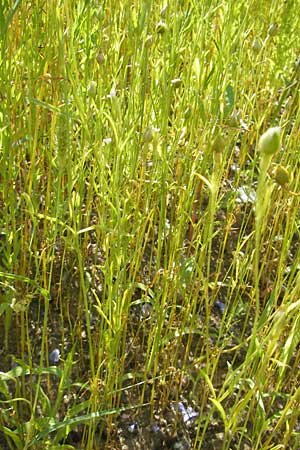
[274, 165, 290, 186]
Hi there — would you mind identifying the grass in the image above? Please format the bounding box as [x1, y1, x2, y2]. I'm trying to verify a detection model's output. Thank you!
[1, 0, 300, 449]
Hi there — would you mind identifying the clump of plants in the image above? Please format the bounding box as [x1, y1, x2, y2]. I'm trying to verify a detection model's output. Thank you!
[1, 1, 300, 449]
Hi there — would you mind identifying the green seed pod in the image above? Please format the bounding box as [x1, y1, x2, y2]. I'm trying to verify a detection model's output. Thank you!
[212, 134, 225, 154]
[274, 165, 290, 186]
[259, 127, 281, 156]
[87, 80, 97, 98]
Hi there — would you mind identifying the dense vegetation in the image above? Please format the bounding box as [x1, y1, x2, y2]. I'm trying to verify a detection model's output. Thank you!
[1, 1, 300, 449]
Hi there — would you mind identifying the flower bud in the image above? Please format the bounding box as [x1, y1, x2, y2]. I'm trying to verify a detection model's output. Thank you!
[258, 127, 281, 156]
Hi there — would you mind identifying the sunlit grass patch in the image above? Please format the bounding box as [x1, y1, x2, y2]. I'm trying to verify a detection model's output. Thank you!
[1, 1, 300, 449]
